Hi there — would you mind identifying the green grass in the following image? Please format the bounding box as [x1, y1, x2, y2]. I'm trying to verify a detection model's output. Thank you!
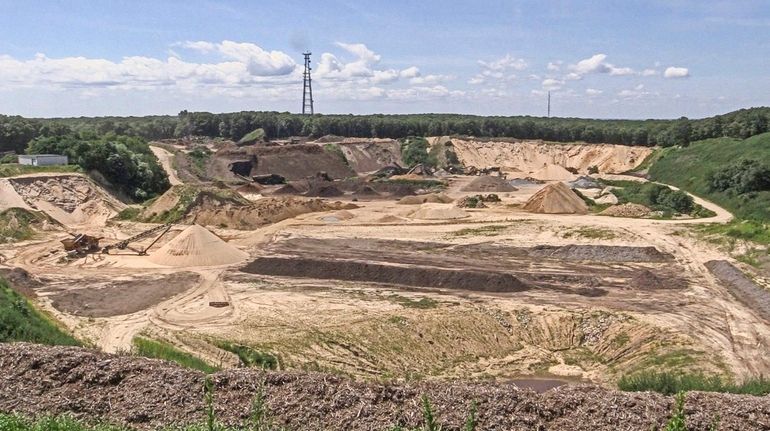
[450, 224, 508, 237]
[0, 208, 53, 243]
[214, 341, 279, 369]
[0, 278, 80, 346]
[562, 227, 617, 240]
[649, 132, 770, 221]
[237, 128, 266, 144]
[695, 220, 770, 246]
[387, 294, 438, 309]
[132, 336, 219, 373]
[0, 163, 81, 177]
[618, 371, 770, 396]
[140, 185, 249, 224]
[114, 207, 141, 221]
[322, 143, 349, 166]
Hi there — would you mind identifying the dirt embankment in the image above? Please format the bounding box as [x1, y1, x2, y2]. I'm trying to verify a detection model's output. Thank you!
[1, 344, 768, 430]
[706, 260, 770, 322]
[242, 257, 529, 293]
[140, 185, 354, 229]
[2, 174, 125, 226]
[208, 144, 355, 182]
[314, 138, 404, 173]
[432, 137, 652, 175]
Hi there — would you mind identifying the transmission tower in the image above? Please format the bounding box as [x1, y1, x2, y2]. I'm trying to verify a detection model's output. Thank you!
[302, 52, 314, 115]
[547, 91, 551, 118]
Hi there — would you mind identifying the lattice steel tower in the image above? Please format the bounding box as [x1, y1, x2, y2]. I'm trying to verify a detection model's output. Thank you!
[302, 52, 314, 115]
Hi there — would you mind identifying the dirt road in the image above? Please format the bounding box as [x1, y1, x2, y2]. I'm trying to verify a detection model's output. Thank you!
[150, 145, 182, 186]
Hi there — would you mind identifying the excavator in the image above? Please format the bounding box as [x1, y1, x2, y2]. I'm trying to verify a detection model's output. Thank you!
[62, 223, 173, 257]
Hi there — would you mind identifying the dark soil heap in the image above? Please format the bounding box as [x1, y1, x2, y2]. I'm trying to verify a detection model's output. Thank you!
[1, 344, 769, 430]
[461, 175, 517, 192]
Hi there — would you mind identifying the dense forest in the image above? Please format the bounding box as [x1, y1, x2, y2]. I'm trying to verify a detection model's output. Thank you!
[1, 107, 769, 154]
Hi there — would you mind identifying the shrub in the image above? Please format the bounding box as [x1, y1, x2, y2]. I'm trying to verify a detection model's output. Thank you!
[708, 159, 770, 194]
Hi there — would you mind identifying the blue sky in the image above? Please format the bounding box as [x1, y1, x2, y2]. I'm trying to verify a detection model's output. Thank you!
[0, 0, 768, 118]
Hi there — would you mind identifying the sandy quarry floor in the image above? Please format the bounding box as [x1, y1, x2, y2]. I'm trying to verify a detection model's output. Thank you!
[1, 172, 768, 386]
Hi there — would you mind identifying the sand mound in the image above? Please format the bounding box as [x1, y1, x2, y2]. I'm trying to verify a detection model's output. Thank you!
[148, 224, 247, 267]
[409, 204, 468, 220]
[353, 185, 380, 196]
[523, 182, 588, 214]
[594, 192, 619, 205]
[305, 184, 344, 197]
[318, 210, 355, 223]
[529, 163, 576, 181]
[235, 183, 263, 194]
[601, 203, 651, 218]
[397, 193, 454, 205]
[377, 215, 405, 223]
[272, 184, 302, 195]
[461, 176, 516, 192]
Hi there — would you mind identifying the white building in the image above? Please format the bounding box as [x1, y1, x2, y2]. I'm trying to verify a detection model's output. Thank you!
[17, 154, 68, 166]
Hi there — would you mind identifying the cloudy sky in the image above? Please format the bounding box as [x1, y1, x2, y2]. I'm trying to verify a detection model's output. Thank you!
[0, 0, 768, 119]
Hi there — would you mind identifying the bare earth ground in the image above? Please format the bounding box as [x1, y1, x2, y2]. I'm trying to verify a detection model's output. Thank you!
[0, 171, 768, 387]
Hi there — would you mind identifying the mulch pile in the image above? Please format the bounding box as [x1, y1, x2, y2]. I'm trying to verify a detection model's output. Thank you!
[1, 344, 769, 430]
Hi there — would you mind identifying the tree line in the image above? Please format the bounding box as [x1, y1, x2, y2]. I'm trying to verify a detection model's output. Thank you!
[2, 107, 769, 156]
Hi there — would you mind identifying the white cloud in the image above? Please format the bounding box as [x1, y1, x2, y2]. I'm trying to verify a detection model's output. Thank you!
[618, 83, 657, 99]
[469, 54, 527, 85]
[399, 66, 421, 79]
[0, 40, 447, 105]
[409, 74, 452, 85]
[569, 53, 635, 77]
[547, 61, 562, 72]
[179, 40, 296, 76]
[586, 88, 603, 96]
[542, 78, 564, 90]
[641, 68, 658, 76]
[564, 72, 582, 81]
[371, 69, 400, 84]
[664, 66, 690, 78]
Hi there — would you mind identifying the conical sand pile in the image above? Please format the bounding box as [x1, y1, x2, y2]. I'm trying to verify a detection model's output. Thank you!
[523, 182, 588, 214]
[148, 224, 248, 267]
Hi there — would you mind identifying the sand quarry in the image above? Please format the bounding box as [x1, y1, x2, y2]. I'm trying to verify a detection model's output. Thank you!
[1, 137, 769, 403]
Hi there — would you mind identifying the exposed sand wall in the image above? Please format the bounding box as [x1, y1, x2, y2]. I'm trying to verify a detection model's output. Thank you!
[429, 137, 653, 175]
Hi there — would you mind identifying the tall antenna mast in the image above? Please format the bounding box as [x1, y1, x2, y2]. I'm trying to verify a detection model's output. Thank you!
[302, 52, 314, 115]
[547, 91, 551, 118]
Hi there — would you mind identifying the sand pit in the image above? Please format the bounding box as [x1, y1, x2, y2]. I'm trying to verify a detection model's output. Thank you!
[148, 224, 248, 267]
[397, 193, 453, 205]
[409, 204, 468, 220]
[461, 176, 516, 192]
[528, 163, 577, 181]
[523, 182, 588, 214]
[601, 203, 651, 218]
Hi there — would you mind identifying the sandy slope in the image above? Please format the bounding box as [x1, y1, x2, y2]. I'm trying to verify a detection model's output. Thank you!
[433, 137, 653, 174]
